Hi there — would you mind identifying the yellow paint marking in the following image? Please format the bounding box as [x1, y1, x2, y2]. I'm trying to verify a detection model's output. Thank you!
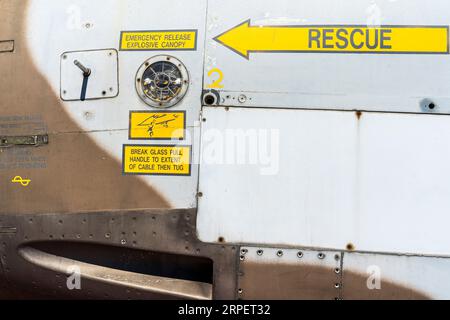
[123, 145, 191, 176]
[214, 20, 449, 59]
[11, 176, 31, 187]
[207, 68, 225, 89]
[129, 111, 185, 140]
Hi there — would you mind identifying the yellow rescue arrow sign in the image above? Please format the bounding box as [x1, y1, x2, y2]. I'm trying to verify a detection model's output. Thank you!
[214, 20, 449, 59]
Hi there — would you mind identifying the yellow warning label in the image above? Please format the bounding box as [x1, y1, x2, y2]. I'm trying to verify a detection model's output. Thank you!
[305, 26, 449, 53]
[214, 20, 449, 58]
[120, 30, 197, 51]
[123, 145, 191, 176]
[129, 111, 186, 140]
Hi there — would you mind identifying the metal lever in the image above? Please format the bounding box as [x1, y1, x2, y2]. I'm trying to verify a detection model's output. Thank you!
[74, 60, 91, 101]
[74, 60, 91, 77]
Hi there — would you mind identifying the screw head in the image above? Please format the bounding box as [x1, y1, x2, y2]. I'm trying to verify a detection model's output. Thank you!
[238, 94, 247, 104]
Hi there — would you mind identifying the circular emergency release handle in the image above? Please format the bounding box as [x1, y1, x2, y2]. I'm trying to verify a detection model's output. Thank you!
[135, 55, 189, 109]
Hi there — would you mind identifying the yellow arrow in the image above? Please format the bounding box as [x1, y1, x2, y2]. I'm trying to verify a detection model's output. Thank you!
[213, 20, 449, 59]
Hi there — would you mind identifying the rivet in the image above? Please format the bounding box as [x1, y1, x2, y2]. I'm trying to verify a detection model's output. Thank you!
[318, 253, 326, 260]
[334, 283, 341, 289]
[257, 249, 264, 256]
[238, 288, 243, 295]
[121, 239, 127, 245]
[297, 251, 304, 258]
[239, 255, 245, 261]
[335, 268, 341, 274]
[238, 94, 247, 104]
[277, 250, 283, 257]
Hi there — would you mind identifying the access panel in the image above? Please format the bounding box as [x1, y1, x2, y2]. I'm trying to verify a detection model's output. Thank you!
[204, 0, 450, 114]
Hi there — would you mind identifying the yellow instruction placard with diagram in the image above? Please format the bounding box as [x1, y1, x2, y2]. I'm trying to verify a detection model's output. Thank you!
[123, 145, 191, 176]
[129, 111, 186, 140]
[120, 30, 197, 51]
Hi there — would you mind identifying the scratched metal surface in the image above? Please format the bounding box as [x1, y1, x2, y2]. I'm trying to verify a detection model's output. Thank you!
[198, 107, 450, 256]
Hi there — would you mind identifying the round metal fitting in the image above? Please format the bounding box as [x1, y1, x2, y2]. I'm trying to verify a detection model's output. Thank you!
[318, 253, 326, 260]
[257, 249, 264, 256]
[135, 55, 189, 108]
[238, 94, 247, 104]
[203, 91, 219, 106]
[276, 250, 283, 257]
[297, 251, 304, 259]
